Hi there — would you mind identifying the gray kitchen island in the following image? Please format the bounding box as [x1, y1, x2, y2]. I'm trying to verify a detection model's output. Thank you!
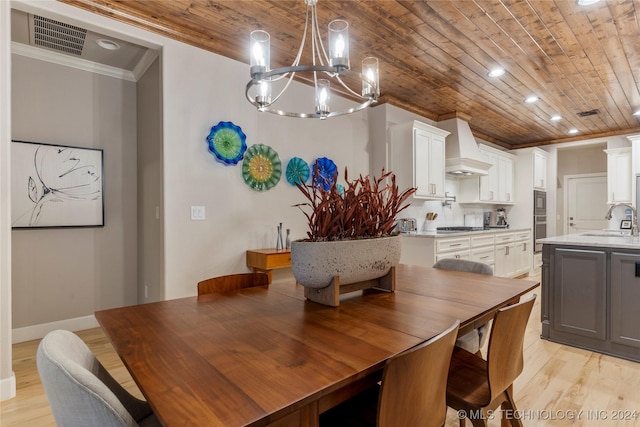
[539, 232, 640, 363]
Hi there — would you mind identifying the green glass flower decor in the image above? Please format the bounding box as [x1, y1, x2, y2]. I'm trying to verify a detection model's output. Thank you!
[242, 144, 282, 191]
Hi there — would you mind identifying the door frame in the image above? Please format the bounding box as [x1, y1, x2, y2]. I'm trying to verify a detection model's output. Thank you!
[563, 173, 607, 235]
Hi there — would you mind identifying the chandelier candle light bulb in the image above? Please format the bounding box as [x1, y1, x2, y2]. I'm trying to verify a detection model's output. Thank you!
[362, 57, 379, 97]
[316, 79, 330, 118]
[328, 19, 349, 68]
[250, 30, 270, 76]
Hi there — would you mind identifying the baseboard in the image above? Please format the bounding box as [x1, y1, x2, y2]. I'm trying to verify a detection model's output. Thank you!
[12, 315, 99, 344]
[0, 371, 16, 401]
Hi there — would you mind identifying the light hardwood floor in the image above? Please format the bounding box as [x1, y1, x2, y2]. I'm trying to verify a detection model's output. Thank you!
[1, 278, 639, 426]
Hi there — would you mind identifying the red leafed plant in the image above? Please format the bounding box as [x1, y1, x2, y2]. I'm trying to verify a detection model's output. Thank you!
[294, 168, 416, 242]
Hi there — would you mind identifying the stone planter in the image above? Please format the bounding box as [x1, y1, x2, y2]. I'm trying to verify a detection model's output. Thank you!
[290, 235, 401, 289]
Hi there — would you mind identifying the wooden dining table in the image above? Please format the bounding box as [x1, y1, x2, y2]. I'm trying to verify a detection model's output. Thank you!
[95, 264, 539, 427]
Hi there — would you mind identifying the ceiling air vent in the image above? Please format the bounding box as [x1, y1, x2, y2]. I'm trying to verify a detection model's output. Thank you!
[577, 109, 600, 117]
[32, 15, 87, 56]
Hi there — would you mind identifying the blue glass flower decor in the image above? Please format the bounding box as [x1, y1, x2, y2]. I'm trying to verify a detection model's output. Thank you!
[285, 157, 310, 186]
[312, 157, 337, 191]
[206, 121, 247, 165]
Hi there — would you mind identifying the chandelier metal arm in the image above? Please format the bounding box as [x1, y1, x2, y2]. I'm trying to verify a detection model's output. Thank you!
[246, 65, 378, 119]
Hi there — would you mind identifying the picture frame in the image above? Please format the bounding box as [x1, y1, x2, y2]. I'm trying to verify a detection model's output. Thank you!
[11, 140, 104, 228]
[620, 219, 632, 230]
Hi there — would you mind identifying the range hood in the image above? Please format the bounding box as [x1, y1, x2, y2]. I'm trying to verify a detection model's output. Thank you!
[437, 114, 491, 176]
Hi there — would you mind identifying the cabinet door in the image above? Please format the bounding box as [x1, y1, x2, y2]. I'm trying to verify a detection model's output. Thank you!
[514, 240, 530, 275]
[413, 129, 431, 198]
[499, 156, 513, 202]
[606, 148, 631, 203]
[494, 244, 515, 277]
[611, 252, 640, 349]
[413, 128, 444, 199]
[479, 151, 498, 201]
[533, 151, 547, 190]
[552, 248, 606, 340]
[428, 135, 445, 198]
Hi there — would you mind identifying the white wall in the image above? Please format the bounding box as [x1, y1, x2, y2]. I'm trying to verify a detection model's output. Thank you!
[1, 0, 16, 401]
[11, 55, 138, 330]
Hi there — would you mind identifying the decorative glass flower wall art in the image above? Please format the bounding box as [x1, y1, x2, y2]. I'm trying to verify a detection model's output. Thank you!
[312, 157, 337, 191]
[285, 157, 311, 186]
[242, 144, 282, 191]
[206, 121, 247, 165]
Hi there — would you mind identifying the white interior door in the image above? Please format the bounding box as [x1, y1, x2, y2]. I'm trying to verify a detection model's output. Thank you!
[566, 174, 608, 234]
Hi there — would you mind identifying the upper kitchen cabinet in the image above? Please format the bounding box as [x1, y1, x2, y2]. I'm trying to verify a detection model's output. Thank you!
[605, 147, 632, 204]
[389, 120, 450, 199]
[458, 144, 515, 204]
[533, 150, 548, 190]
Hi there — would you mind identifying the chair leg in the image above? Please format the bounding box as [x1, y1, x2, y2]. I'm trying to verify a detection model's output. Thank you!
[500, 387, 523, 427]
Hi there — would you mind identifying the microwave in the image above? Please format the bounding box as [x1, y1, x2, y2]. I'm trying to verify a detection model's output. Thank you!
[534, 190, 546, 216]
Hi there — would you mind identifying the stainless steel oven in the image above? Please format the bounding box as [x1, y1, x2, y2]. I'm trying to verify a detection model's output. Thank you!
[533, 215, 547, 253]
[534, 190, 546, 216]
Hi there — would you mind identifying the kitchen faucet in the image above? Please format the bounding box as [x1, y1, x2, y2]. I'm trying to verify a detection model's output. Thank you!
[605, 203, 639, 237]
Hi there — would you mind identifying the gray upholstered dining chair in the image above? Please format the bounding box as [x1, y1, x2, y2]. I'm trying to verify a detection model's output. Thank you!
[37, 329, 161, 427]
[433, 258, 494, 355]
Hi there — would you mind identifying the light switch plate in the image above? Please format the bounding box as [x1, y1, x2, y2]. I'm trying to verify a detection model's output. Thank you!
[191, 206, 205, 220]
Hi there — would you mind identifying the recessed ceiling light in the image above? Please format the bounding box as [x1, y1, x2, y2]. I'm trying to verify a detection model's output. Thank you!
[487, 67, 505, 78]
[550, 115, 562, 121]
[96, 38, 120, 50]
[576, 0, 601, 5]
[633, 110, 640, 117]
[568, 128, 579, 134]
[524, 95, 539, 104]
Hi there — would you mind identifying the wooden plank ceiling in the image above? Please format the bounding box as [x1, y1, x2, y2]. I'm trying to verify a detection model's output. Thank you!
[60, 0, 640, 149]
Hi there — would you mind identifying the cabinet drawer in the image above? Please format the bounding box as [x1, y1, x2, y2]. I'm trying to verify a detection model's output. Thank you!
[513, 232, 531, 242]
[436, 251, 470, 261]
[471, 234, 495, 248]
[471, 247, 495, 264]
[436, 237, 470, 253]
[494, 233, 515, 244]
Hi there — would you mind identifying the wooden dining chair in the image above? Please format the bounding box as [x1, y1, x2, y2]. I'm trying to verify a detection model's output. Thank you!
[320, 320, 460, 427]
[433, 259, 494, 355]
[197, 272, 269, 295]
[446, 294, 537, 427]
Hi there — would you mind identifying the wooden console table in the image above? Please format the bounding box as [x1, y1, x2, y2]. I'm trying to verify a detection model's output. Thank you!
[246, 248, 291, 283]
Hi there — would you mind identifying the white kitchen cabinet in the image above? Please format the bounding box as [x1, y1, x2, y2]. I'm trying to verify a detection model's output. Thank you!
[533, 150, 547, 190]
[390, 121, 450, 200]
[605, 147, 632, 203]
[400, 229, 530, 277]
[458, 145, 514, 204]
[470, 234, 495, 270]
[513, 231, 531, 276]
[494, 231, 531, 277]
[435, 236, 470, 261]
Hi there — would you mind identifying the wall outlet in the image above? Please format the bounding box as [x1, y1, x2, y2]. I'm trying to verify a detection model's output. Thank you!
[191, 206, 205, 220]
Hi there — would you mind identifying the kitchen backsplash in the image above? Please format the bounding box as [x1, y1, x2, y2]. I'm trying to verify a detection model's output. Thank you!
[397, 178, 508, 231]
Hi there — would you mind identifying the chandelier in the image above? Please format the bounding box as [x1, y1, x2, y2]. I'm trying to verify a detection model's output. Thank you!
[245, 0, 380, 119]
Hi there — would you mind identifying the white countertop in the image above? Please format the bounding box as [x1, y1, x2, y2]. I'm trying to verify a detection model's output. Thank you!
[401, 227, 531, 239]
[538, 232, 640, 249]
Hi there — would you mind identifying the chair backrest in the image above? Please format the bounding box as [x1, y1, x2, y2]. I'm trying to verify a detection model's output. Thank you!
[377, 320, 460, 427]
[433, 258, 493, 275]
[37, 330, 153, 427]
[486, 294, 537, 399]
[197, 272, 269, 295]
